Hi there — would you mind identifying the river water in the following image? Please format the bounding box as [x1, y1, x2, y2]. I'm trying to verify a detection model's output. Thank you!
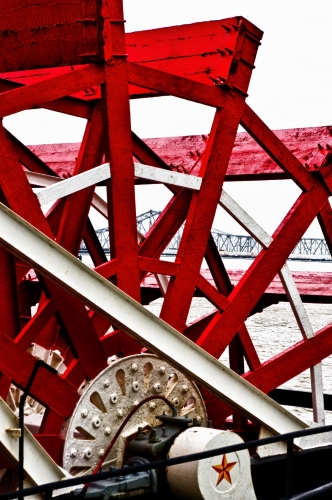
[145, 298, 332, 425]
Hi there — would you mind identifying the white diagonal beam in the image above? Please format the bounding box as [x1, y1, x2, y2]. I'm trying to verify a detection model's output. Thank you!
[219, 190, 325, 424]
[36, 163, 111, 205]
[0, 398, 70, 489]
[33, 163, 203, 206]
[0, 202, 309, 439]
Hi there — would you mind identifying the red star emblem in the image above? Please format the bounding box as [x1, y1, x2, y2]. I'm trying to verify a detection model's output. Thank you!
[212, 454, 237, 486]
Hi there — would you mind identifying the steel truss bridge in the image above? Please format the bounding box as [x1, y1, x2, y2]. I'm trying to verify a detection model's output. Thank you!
[80, 210, 332, 261]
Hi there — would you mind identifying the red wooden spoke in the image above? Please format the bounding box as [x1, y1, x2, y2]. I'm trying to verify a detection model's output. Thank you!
[0, 248, 20, 338]
[160, 99, 247, 332]
[84, 218, 108, 267]
[15, 299, 56, 350]
[0, 78, 94, 119]
[197, 179, 331, 357]
[96, 0, 139, 301]
[0, 124, 108, 378]
[317, 200, 332, 255]
[0, 65, 104, 118]
[55, 104, 104, 255]
[0, 332, 78, 417]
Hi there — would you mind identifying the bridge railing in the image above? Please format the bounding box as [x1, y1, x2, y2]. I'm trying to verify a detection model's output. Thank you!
[79, 211, 332, 261]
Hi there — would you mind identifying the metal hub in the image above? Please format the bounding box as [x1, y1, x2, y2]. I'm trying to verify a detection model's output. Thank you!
[63, 354, 207, 475]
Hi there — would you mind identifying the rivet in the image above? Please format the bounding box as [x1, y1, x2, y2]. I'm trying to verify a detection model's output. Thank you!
[181, 385, 189, 393]
[133, 400, 139, 407]
[81, 409, 88, 418]
[153, 383, 162, 393]
[131, 363, 138, 372]
[110, 393, 118, 404]
[84, 447, 92, 459]
[70, 448, 77, 458]
[149, 402, 156, 410]
[159, 366, 166, 375]
[104, 426, 111, 436]
[93, 417, 101, 428]
[221, 24, 231, 32]
[117, 409, 124, 418]
[103, 379, 110, 388]
[98, 449, 105, 458]
[132, 381, 139, 392]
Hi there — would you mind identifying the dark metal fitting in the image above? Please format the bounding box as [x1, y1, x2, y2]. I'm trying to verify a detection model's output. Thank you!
[221, 24, 231, 32]
[232, 24, 239, 31]
[326, 144, 331, 150]
[318, 143, 324, 151]
[202, 134, 208, 141]
[149, 429, 161, 443]
[172, 407, 178, 417]
[116, 475, 124, 481]
[135, 427, 146, 441]
[208, 76, 219, 85]
[189, 151, 196, 158]
[162, 427, 167, 437]
[216, 48, 226, 56]
[207, 420, 213, 428]
[217, 76, 227, 82]
[195, 150, 201, 157]
[225, 48, 234, 55]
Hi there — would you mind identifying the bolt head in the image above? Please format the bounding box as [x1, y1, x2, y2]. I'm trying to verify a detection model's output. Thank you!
[172, 397, 179, 407]
[131, 363, 138, 372]
[133, 400, 139, 407]
[110, 393, 118, 404]
[81, 409, 88, 418]
[84, 447, 92, 459]
[132, 381, 139, 392]
[104, 427, 111, 436]
[181, 385, 189, 393]
[159, 366, 166, 375]
[149, 402, 156, 410]
[117, 409, 124, 418]
[93, 417, 101, 428]
[98, 449, 105, 458]
[70, 448, 77, 458]
[103, 379, 110, 388]
[154, 383, 162, 393]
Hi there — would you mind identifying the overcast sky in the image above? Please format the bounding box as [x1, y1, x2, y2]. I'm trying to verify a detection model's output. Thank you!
[4, 1, 332, 250]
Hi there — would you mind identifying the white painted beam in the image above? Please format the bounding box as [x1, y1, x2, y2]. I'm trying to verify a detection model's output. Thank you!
[134, 163, 202, 190]
[30, 162, 202, 207]
[0, 398, 70, 488]
[36, 163, 111, 205]
[0, 202, 310, 439]
[26, 171, 62, 188]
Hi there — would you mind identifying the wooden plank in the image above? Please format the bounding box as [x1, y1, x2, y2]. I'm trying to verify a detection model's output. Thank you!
[0, 0, 99, 71]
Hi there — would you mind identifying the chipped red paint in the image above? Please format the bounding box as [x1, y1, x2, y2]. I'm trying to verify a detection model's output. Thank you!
[0, 0, 332, 462]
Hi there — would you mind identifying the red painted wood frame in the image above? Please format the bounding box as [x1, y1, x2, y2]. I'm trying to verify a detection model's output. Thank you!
[1, 0, 332, 463]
